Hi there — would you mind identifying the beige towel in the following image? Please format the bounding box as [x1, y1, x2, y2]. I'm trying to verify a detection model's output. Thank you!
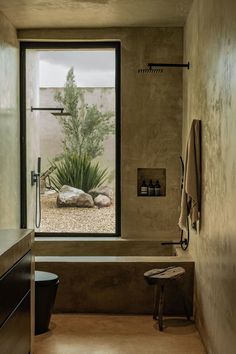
[179, 119, 201, 231]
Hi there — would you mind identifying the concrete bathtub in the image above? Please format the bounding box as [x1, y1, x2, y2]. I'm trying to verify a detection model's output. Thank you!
[34, 238, 194, 315]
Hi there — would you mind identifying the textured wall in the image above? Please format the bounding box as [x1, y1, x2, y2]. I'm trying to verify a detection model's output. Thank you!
[183, 1, 236, 353]
[19, 28, 183, 240]
[36, 258, 193, 315]
[0, 12, 19, 228]
[2, 0, 193, 29]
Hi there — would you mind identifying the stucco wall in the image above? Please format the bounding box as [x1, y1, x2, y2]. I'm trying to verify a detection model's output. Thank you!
[183, 1, 236, 353]
[19, 28, 183, 240]
[0, 12, 19, 228]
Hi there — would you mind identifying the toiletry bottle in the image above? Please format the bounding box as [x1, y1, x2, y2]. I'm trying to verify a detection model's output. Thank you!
[148, 179, 154, 196]
[154, 180, 161, 196]
[140, 180, 148, 196]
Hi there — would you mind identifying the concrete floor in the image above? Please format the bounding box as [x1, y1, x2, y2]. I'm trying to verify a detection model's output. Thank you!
[34, 314, 206, 354]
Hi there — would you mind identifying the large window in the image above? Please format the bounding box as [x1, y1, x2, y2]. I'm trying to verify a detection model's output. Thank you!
[20, 42, 120, 236]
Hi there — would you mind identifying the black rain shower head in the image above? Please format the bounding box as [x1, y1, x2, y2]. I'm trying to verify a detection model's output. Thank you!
[51, 112, 71, 117]
[138, 68, 163, 74]
[138, 61, 190, 74]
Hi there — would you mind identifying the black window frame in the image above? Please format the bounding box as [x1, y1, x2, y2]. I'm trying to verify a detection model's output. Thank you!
[20, 41, 121, 237]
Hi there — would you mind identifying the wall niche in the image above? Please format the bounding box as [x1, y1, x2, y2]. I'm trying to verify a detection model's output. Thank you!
[137, 168, 166, 197]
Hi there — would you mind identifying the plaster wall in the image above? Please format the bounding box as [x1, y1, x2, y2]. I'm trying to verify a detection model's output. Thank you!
[19, 28, 183, 240]
[0, 12, 19, 228]
[36, 257, 194, 315]
[183, 1, 236, 353]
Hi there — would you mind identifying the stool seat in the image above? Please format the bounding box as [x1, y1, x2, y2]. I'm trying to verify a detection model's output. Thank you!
[144, 266, 189, 331]
[144, 266, 185, 285]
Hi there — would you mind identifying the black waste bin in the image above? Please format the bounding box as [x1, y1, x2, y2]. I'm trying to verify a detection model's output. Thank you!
[35, 271, 59, 335]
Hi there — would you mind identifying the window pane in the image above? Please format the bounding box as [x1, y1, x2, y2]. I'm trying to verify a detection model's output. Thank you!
[26, 48, 118, 234]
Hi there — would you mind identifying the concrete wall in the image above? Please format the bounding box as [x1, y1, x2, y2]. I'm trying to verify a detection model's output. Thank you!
[183, 1, 236, 353]
[36, 257, 194, 315]
[19, 28, 183, 240]
[0, 12, 20, 228]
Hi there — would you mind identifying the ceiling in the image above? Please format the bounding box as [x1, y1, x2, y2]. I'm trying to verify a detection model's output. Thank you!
[0, 0, 193, 29]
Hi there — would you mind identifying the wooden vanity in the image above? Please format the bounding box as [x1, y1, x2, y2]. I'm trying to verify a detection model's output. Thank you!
[0, 229, 34, 354]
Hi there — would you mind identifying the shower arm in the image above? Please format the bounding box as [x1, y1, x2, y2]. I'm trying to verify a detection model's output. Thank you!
[147, 62, 190, 70]
[31, 107, 63, 112]
[30, 107, 71, 116]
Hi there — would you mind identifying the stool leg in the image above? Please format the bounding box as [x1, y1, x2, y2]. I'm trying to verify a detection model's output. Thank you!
[182, 291, 190, 321]
[153, 284, 158, 320]
[158, 284, 165, 331]
[176, 281, 190, 320]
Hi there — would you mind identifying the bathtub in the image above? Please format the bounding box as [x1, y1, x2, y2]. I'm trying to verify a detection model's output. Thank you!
[35, 238, 194, 315]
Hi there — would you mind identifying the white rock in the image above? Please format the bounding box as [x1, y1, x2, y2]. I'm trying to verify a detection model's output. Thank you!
[94, 194, 111, 208]
[89, 186, 113, 200]
[57, 185, 94, 208]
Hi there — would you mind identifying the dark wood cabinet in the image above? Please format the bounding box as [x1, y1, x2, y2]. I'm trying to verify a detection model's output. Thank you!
[0, 292, 31, 354]
[0, 251, 32, 354]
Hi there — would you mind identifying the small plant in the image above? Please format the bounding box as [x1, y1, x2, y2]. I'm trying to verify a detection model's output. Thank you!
[49, 153, 108, 193]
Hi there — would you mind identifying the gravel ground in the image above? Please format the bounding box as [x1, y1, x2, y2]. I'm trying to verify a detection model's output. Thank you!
[38, 191, 115, 233]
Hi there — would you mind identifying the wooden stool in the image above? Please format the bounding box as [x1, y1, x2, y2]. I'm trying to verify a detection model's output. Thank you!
[144, 266, 190, 331]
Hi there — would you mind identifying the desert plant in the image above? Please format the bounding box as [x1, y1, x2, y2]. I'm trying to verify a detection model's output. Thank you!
[80, 105, 115, 159]
[54, 67, 114, 160]
[49, 153, 108, 193]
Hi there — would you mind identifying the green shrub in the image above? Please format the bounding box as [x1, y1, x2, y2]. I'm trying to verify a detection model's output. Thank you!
[49, 154, 108, 193]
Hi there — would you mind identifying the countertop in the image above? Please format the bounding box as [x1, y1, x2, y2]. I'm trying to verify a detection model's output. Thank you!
[0, 229, 34, 277]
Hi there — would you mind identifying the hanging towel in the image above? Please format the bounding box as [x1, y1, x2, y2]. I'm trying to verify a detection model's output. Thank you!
[179, 119, 201, 231]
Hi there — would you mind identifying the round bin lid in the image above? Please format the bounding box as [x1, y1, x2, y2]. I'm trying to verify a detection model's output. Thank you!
[35, 271, 59, 286]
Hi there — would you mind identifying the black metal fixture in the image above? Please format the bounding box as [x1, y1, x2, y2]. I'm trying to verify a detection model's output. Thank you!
[161, 229, 189, 251]
[138, 68, 164, 74]
[31, 157, 41, 228]
[138, 62, 190, 74]
[31, 106, 71, 116]
[20, 41, 121, 236]
[148, 62, 190, 70]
